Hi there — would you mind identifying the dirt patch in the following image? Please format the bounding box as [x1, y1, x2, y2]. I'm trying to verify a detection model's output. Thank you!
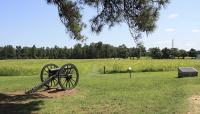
[188, 95, 200, 114]
[36, 89, 77, 98]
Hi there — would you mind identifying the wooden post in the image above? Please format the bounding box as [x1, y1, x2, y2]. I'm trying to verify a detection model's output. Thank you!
[104, 66, 106, 74]
[128, 67, 132, 78]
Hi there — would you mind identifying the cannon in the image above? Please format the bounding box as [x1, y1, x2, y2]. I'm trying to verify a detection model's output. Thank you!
[25, 63, 79, 94]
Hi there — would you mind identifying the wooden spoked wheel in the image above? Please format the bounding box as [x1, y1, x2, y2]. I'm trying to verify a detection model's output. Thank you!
[40, 64, 59, 88]
[58, 64, 79, 90]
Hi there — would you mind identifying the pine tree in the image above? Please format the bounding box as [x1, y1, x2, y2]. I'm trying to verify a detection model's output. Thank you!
[47, 0, 169, 41]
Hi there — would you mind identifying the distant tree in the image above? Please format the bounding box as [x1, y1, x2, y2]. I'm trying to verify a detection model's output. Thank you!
[161, 47, 171, 59]
[82, 45, 89, 59]
[135, 44, 146, 59]
[108, 45, 116, 58]
[21, 47, 30, 59]
[140, 45, 147, 57]
[145, 49, 150, 57]
[129, 48, 134, 59]
[112, 48, 118, 59]
[31, 45, 37, 59]
[0, 47, 3, 59]
[149, 47, 162, 59]
[135, 48, 141, 59]
[73, 44, 82, 59]
[129, 47, 137, 59]
[171, 48, 179, 59]
[68, 48, 73, 59]
[95, 42, 103, 58]
[1, 47, 7, 59]
[101, 44, 107, 58]
[179, 49, 188, 59]
[57, 48, 65, 59]
[16, 46, 22, 59]
[102, 44, 110, 58]
[188, 48, 197, 59]
[45, 47, 51, 59]
[63, 46, 70, 59]
[36, 47, 46, 59]
[88, 43, 97, 59]
[2, 45, 16, 59]
[117, 44, 129, 59]
[52, 46, 60, 59]
[2, 43, 200, 60]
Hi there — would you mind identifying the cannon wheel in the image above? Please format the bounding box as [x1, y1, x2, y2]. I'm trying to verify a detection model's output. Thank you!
[58, 64, 79, 90]
[40, 64, 59, 88]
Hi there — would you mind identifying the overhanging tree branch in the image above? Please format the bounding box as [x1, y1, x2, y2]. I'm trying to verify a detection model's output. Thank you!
[47, 0, 169, 42]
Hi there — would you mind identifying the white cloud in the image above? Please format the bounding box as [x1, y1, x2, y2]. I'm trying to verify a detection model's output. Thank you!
[168, 13, 179, 19]
[192, 29, 200, 33]
[165, 28, 176, 32]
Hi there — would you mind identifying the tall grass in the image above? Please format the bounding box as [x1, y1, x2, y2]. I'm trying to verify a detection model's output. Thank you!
[0, 59, 200, 76]
[0, 59, 95, 76]
[99, 59, 200, 73]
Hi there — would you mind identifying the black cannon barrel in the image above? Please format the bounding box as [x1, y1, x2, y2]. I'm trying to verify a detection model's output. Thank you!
[25, 75, 57, 94]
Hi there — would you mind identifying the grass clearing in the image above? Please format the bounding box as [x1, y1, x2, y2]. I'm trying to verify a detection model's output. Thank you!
[1, 59, 200, 113]
[0, 72, 200, 113]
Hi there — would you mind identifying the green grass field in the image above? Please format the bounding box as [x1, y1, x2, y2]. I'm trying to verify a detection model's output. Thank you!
[1, 59, 200, 114]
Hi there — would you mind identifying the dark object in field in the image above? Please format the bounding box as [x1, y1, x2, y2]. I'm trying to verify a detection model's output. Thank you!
[178, 67, 198, 78]
[25, 63, 79, 94]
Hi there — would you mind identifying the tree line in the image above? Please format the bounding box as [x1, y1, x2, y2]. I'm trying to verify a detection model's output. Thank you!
[0, 42, 199, 59]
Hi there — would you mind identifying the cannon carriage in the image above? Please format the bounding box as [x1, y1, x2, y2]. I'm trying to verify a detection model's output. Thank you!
[25, 63, 79, 94]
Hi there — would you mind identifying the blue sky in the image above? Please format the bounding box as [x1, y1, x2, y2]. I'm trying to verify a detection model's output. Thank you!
[0, 0, 200, 50]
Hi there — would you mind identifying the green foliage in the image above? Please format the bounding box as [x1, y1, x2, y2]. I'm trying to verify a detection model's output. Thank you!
[162, 47, 171, 59]
[0, 45, 16, 59]
[188, 48, 198, 59]
[47, 0, 169, 40]
[31, 45, 37, 59]
[171, 48, 179, 59]
[16, 46, 22, 59]
[149, 47, 162, 59]
[179, 49, 188, 59]
[117, 44, 129, 59]
[0, 44, 199, 60]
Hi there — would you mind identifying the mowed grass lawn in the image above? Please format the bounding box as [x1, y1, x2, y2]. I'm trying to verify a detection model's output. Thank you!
[0, 59, 200, 114]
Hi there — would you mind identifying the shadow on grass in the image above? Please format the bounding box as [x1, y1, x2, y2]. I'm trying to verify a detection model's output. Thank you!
[0, 93, 47, 114]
